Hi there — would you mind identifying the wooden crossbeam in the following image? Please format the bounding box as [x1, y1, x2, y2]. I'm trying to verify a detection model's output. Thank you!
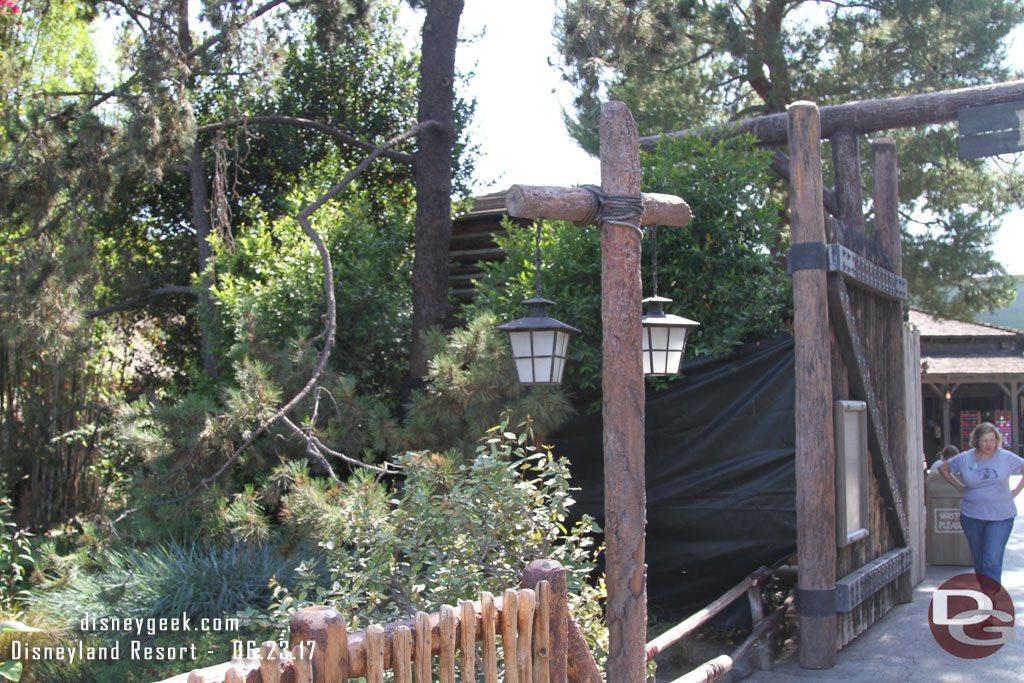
[827, 275, 910, 547]
[835, 546, 913, 612]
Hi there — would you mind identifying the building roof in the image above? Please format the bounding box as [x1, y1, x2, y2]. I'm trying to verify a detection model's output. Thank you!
[920, 355, 1024, 383]
[908, 309, 1021, 338]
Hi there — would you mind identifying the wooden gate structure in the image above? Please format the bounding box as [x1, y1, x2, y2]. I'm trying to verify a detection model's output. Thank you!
[635, 80, 1023, 670]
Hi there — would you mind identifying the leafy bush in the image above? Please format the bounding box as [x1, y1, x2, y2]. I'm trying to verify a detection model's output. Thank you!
[246, 421, 608, 667]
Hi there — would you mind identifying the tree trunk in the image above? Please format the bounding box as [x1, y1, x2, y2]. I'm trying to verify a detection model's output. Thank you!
[188, 141, 220, 378]
[409, 0, 464, 381]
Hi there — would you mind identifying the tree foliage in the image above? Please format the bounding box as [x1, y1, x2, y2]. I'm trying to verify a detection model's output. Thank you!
[555, 0, 1024, 318]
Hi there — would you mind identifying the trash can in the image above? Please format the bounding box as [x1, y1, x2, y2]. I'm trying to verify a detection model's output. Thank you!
[925, 468, 973, 566]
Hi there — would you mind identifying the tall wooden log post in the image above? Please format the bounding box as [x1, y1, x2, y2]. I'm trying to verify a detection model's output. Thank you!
[873, 137, 914, 602]
[789, 101, 838, 669]
[830, 130, 865, 234]
[505, 102, 692, 682]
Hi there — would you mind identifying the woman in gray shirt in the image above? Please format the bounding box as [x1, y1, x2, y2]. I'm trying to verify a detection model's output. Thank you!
[938, 422, 1024, 584]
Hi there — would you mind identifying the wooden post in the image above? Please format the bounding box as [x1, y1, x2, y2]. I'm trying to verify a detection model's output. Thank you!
[599, 100, 648, 683]
[789, 101, 838, 669]
[290, 606, 341, 683]
[873, 136, 914, 602]
[523, 559, 568, 682]
[505, 101, 692, 681]
[872, 138, 901, 277]
[830, 129, 864, 232]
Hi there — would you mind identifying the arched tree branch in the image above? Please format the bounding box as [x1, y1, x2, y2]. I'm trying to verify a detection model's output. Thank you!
[197, 116, 417, 165]
[110, 120, 439, 524]
[85, 285, 197, 319]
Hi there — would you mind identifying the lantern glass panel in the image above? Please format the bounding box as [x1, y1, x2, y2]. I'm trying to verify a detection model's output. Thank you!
[514, 358, 534, 384]
[509, 330, 533, 359]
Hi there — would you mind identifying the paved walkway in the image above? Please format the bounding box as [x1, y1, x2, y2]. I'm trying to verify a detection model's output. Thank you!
[745, 495, 1024, 682]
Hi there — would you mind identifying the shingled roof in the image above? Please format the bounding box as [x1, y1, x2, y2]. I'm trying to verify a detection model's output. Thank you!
[910, 309, 1024, 383]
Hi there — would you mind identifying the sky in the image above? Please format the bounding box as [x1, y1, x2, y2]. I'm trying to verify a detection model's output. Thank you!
[399, 5, 1023, 276]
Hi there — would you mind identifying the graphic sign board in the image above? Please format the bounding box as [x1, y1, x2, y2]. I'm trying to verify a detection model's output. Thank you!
[958, 100, 1024, 160]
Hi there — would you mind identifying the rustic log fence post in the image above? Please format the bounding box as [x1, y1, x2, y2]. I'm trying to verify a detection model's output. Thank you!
[789, 100, 838, 669]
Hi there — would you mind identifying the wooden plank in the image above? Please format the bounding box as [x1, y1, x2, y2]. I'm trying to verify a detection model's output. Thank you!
[365, 625, 385, 683]
[517, 589, 536, 683]
[835, 546, 913, 612]
[325, 612, 348, 683]
[534, 582, 552, 683]
[439, 605, 457, 683]
[415, 612, 432, 683]
[481, 592, 499, 683]
[828, 275, 911, 546]
[260, 642, 281, 683]
[830, 129, 864, 234]
[292, 643, 312, 683]
[393, 626, 413, 683]
[522, 560, 568, 683]
[460, 600, 477, 681]
[502, 589, 520, 683]
[789, 100, 837, 670]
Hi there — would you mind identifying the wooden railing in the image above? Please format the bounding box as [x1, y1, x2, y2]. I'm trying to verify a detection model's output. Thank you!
[160, 559, 602, 683]
[644, 566, 789, 683]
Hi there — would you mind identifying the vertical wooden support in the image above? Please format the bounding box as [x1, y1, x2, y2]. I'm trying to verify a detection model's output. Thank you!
[517, 589, 536, 683]
[186, 672, 208, 683]
[830, 129, 864, 233]
[872, 138, 901, 276]
[460, 599, 477, 681]
[290, 606, 340, 683]
[873, 135, 913, 602]
[523, 559, 568, 682]
[260, 642, 281, 683]
[481, 592, 499, 683]
[393, 625, 413, 683]
[293, 643, 313, 683]
[789, 101, 837, 670]
[599, 99, 648, 683]
[325, 612, 349, 683]
[534, 581, 552, 683]
[746, 586, 771, 671]
[502, 589, 520, 683]
[415, 611, 432, 683]
[365, 625, 385, 683]
[224, 667, 244, 683]
[439, 604, 457, 683]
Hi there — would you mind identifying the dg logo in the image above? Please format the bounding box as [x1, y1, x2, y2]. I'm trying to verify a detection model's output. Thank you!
[928, 573, 1015, 658]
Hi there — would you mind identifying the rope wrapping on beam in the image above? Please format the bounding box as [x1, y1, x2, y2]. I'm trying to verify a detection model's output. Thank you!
[576, 185, 644, 237]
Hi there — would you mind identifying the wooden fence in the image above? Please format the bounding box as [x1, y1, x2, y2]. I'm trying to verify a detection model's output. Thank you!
[159, 559, 602, 683]
[644, 566, 788, 683]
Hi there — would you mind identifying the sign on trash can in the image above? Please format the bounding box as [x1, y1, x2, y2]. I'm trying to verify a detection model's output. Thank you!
[926, 468, 973, 566]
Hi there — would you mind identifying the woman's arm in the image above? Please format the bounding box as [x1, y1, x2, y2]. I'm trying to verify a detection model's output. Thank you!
[937, 460, 966, 492]
[1014, 465, 1024, 497]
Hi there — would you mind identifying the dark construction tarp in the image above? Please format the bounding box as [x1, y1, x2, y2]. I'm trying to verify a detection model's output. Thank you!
[553, 336, 797, 620]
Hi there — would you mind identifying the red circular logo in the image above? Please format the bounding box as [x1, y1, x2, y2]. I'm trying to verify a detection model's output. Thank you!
[928, 573, 1015, 658]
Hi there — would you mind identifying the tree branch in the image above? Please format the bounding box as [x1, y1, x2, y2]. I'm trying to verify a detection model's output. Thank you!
[115, 120, 435, 521]
[197, 116, 417, 165]
[85, 285, 196, 319]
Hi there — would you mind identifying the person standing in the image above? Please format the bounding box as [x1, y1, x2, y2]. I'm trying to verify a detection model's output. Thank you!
[938, 422, 1024, 584]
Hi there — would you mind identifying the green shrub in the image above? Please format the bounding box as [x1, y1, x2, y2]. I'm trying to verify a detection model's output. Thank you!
[249, 420, 608, 668]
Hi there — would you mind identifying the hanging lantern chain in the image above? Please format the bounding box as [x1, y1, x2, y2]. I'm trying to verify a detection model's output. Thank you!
[534, 220, 543, 299]
[650, 225, 659, 299]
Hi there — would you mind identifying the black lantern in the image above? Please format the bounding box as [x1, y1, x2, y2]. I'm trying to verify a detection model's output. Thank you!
[497, 296, 579, 385]
[642, 226, 699, 376]
[496, 223, 579, 385]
